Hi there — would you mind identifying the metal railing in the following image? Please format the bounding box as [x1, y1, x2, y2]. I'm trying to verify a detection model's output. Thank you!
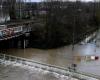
[0, 53, 99, 80]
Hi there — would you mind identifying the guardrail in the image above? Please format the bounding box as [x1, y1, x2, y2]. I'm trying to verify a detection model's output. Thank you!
[0, 53, 99, 80]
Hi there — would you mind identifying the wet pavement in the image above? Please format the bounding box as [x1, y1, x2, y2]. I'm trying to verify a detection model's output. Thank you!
[0, 61, 77, 80]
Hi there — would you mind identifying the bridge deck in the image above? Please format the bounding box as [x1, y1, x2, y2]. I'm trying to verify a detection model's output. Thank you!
[0, 19, 34, 41]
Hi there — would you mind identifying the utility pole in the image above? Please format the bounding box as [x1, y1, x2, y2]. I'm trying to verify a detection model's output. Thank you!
[68, 0, 78, 79]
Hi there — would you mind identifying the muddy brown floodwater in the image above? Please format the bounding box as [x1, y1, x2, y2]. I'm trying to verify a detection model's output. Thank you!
[2, 43, 100, 77]
[1, 30, 100, 78]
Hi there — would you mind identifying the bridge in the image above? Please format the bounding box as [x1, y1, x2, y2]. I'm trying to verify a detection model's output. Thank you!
[0, 19, 39, 48]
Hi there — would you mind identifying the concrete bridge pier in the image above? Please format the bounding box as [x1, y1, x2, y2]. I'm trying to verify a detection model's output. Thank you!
[0, 32, 31, 50]
[0, 36, 24, 49]
[23, 33, 31, 48]
[19, 33, 30, 49]
[16, 35, 25, 49]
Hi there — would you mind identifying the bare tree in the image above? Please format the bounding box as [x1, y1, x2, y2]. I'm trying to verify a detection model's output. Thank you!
[8, 0, 16, 20]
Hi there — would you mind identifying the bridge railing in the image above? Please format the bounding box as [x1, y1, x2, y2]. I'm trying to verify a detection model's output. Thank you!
[0, 53, 99, 80]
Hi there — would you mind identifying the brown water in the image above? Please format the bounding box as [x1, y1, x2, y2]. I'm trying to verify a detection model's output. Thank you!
[2, 43, 100, 77]
[1, 30, 100, 77]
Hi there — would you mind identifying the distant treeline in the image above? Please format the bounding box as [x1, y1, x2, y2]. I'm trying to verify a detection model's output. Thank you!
[2, 0, 100, 48]
[30, 1, 100, 48]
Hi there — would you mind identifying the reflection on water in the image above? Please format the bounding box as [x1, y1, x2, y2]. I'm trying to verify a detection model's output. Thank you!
[5, 44, 99, 62]
[2, 43, 100, 76]
[5, 47, 73, 67]
[1, 30, 100, 76]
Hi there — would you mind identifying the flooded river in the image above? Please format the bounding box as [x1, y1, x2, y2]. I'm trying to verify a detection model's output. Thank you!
[2, 43, 100, 77]
[4, 44, 99, 66]
[0, 30, 100, 78]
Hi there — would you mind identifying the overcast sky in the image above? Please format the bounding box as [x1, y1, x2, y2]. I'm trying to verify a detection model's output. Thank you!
[26, 0, 94, 2]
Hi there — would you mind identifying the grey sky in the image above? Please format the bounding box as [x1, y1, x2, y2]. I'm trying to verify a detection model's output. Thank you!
[26, 0, 41, 2]
[26, 0, 94, 2]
